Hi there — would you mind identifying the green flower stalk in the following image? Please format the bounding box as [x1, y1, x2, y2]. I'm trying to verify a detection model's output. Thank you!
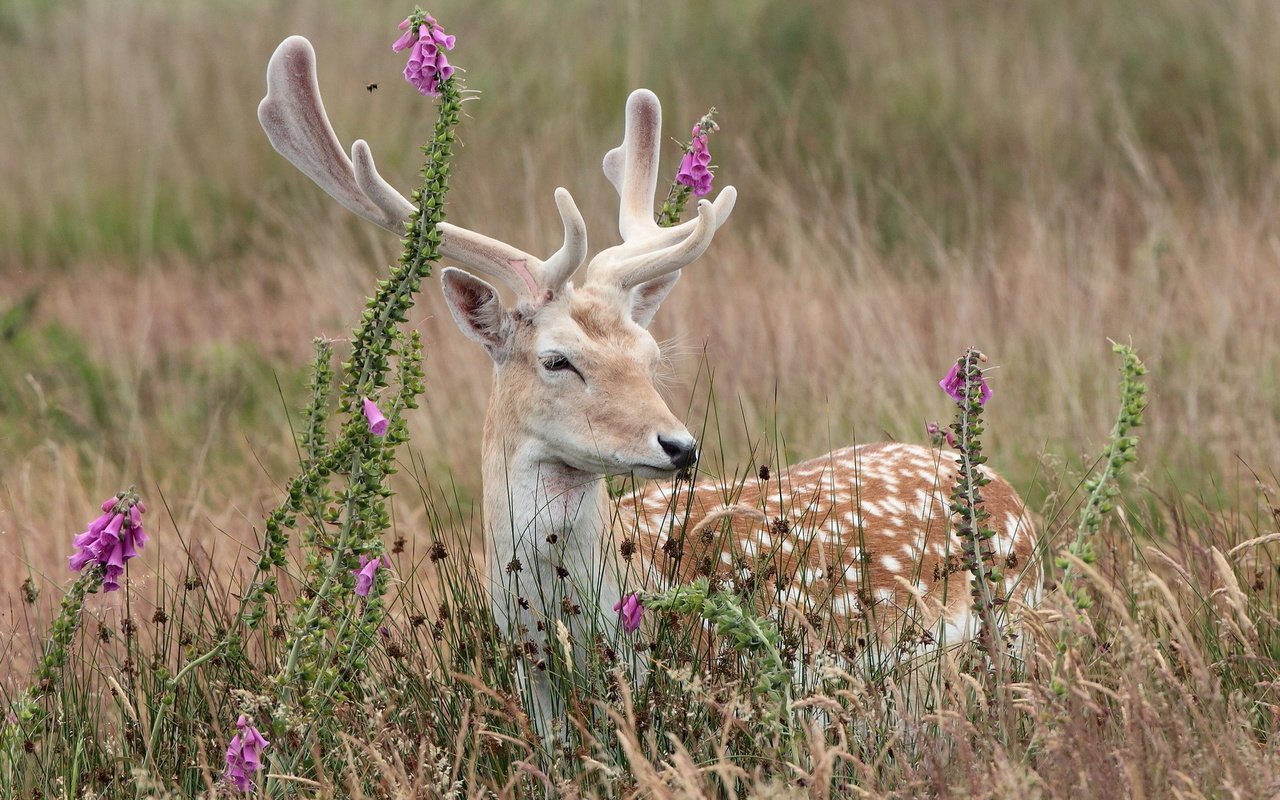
[300, 338, 335, 465]
[942, 349, 1005, 671]
[32, 570, 98, 694]
[272, 73, 458, 698]
[1060, 342, 1147, 608]
[298, 339, 340, 596]
[3, 568, 98, 758]
[238, 26, 463, 637]
[254, 18, 462, 783]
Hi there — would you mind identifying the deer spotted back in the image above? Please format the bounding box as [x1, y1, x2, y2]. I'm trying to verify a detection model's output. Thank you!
[615, 442, 1040, 644]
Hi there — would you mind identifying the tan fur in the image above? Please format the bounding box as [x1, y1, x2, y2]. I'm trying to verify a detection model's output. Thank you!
[481, 288, 681, 478]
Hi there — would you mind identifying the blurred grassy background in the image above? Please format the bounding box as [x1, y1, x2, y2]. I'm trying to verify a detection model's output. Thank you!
[3, 0, 1280, 631]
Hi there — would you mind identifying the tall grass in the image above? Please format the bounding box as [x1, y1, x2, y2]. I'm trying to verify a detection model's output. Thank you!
[2, 0, 1280, 795]
[2, 361, 1278, 796]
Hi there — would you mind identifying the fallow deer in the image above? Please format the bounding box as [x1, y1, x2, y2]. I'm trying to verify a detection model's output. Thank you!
[259, 36, 1042, 728]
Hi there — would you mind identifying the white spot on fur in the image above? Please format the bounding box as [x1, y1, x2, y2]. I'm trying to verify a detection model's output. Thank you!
[882, 497, 908, 515]
[913, 488, 931, 512]
[829, 593, 859, 615]
[1003, 511, 1022, 543]
[801, 567, 825, 585]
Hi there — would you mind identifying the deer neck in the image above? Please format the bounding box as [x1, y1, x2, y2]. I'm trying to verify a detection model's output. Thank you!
[480, 394, 622, 634]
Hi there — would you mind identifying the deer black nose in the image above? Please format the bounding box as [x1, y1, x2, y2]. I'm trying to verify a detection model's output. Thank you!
[658, 435, 697, 469]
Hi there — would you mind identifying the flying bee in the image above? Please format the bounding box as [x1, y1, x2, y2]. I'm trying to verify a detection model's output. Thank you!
[366, 82, 379, 93]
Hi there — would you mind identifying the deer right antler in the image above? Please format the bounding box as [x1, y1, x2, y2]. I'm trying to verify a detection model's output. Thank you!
[258, 35, 586, 302]
[584, 89, 737, 291]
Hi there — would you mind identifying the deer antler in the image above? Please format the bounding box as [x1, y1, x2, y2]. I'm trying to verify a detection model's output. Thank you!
[258, 36, 586, 302]
[584, 89, 737, 291]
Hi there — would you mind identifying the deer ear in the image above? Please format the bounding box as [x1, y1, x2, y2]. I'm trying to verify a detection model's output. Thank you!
[441, 268, 513, 357]
[628, 270, 681, 328]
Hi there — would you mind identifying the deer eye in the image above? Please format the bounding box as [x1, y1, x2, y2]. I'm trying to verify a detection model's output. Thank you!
[540, 354, 578, 375]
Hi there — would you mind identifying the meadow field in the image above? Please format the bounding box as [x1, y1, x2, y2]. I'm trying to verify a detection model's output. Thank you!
[2, 0, 1280, 796]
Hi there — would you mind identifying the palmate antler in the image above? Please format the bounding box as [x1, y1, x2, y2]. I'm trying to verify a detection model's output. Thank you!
[585, 90, 737, 291]
[258, 36, 585, 302]
[258, 37, 734, 299]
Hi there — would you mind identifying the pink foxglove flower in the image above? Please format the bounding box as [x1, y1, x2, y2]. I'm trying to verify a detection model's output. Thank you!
[69, 495, 148, 592]
[676, 125, 715, 197]
[394, 13, 455, 97]
[926, 421, 958, 449]
[353, 554, 387, 597]
[939, 362, 991, 405]
[391, 17, 416, 52]
[362, 397, 389, 436]
[613, 593, 643, 633]
[223, 715, 270, 793]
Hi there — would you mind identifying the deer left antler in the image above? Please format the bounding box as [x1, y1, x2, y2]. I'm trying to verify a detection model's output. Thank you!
[258, 36, 586, 302]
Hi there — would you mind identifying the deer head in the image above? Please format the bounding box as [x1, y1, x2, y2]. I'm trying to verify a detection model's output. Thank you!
[258, 36, 735, 478]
